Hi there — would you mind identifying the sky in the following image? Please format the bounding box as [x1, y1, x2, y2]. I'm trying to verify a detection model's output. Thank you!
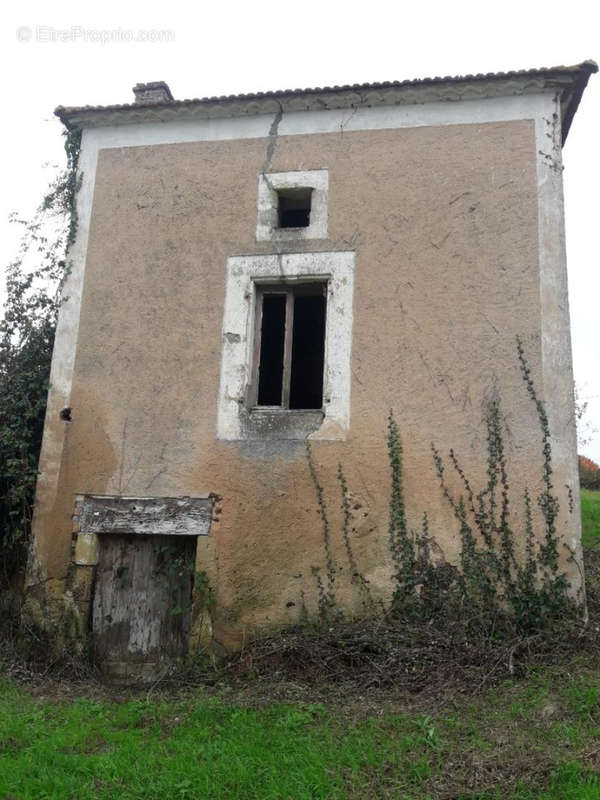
[2, 0, 599, 461]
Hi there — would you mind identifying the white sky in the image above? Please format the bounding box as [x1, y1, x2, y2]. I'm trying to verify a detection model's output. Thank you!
[2, 0, 599, 461]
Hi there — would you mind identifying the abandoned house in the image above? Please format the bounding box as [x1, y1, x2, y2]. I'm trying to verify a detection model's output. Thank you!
[23, 62, 597, 678]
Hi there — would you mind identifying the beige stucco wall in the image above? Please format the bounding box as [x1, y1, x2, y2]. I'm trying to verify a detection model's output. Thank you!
[26, 118, 582, 650]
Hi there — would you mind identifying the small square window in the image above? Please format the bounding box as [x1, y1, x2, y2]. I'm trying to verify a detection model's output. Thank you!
[277, 188, 313, 229]
[256, 170, 328, 241]
[251, 282, 327, 410]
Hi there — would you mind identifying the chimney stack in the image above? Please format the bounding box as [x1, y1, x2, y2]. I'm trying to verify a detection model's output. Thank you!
[132, 81, 174, 104]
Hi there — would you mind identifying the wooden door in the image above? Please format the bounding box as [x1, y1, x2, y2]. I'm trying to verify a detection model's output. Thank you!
[92, 534, 195, 681]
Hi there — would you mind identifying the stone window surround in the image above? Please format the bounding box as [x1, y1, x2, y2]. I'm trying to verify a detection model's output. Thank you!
[256, 169, 328, 242]
[217, 250, 355, 441]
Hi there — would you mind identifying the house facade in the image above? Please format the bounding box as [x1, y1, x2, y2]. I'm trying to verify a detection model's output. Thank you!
[24, 63, 597, 678]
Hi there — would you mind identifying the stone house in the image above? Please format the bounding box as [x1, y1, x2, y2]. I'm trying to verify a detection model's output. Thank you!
[24, 62, 597, 678]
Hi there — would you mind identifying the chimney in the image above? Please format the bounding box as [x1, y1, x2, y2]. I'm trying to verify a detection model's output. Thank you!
[132, 81, 174, 104]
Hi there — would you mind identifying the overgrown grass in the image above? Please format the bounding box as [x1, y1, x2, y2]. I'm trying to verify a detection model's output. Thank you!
[1, 667, 600, 799]
[1, 495, 598, 799]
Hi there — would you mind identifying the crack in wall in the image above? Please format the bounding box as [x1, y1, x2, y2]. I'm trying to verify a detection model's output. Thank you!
[340, 105, 359, 136]
[261, 104, 284, 177]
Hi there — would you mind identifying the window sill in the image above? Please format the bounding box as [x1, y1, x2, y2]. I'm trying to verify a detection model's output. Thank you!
[258, 226, 327, 242]
[240, 408, 324, 440]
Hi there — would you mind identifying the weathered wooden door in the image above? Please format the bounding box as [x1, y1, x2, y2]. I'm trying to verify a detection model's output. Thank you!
[92, 534, 195, 681]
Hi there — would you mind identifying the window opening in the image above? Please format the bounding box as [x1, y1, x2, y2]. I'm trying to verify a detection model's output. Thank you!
[257, 294, 286, 406]
[254, 283, 326, 410]
[290, 294, 326, 409]
[277, 188, 312, 228]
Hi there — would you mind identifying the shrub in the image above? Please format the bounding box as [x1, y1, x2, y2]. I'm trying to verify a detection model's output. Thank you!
[0, 130, 80, 583]
[579, 455, 600, 491]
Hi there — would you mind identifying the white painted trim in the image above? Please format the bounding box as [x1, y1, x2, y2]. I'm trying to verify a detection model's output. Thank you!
[217, 251, 355, 441]
[74, 92, 556, 155]
[533, 92, 582, 567]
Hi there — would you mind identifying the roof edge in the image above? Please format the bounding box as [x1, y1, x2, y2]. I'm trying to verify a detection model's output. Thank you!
[55, 61, 598, 142]
[560, 61, 597, 143]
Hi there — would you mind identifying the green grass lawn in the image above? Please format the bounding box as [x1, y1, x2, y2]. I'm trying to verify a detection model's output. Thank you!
[581, 489, 600, 549]
[1, 493, 599, 800]
[1, 669, 600, 800]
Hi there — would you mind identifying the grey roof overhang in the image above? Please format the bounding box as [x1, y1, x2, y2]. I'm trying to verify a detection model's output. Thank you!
[55, 61, 597, 145]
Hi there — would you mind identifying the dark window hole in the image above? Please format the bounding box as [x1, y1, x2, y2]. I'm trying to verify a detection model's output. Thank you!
[289, 293, 326, 409]
[255, 283, 326, 410]
[257, 295, 286, 406]
[277, 187, 312, 229]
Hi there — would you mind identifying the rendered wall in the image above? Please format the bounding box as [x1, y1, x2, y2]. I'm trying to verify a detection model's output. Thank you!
[24, 99, 582, 652]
